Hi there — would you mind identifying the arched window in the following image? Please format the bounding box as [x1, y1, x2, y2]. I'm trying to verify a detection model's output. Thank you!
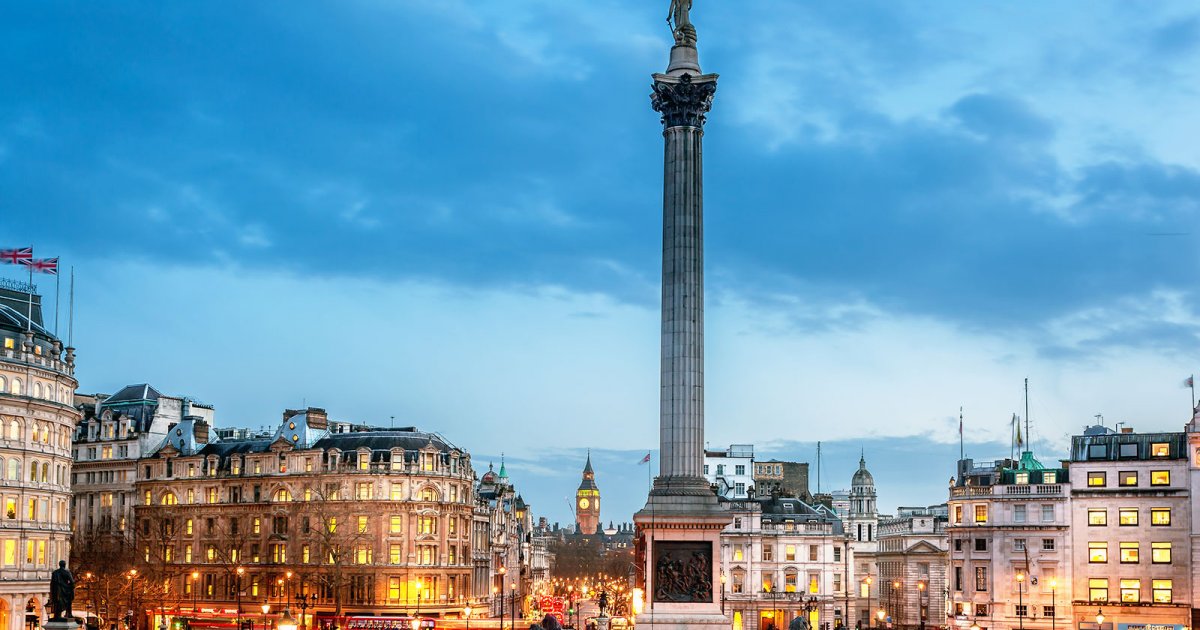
[419, 487, 439, 502]
[5, 419, 15, 441]
[40, 462, 48, 483]
[160, 493, 178, 506]
[29, 461, 38, 482]
[273, 488, 292, 502]
[33, 383, 41, 398]
[7, 459, 18, 480]
[10, 379, 21, 395]
[40, 425, 48, 444]
[0, 376, 6, 392]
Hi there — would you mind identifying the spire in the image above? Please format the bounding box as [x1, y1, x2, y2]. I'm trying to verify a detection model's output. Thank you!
[498, 453, 508, 479]
[583, 450, 594, 475]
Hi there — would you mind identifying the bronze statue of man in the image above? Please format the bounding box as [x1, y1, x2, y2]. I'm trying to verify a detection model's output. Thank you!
[668, 0, 692, 30]
[50, 560, 75, 620]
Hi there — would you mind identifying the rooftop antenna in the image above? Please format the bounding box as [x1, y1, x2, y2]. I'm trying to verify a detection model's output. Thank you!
[816, 441, 821, 494]
[1024, 378, 1031, 454]
[67, 266, 75, 347]
[390, 415, 395, 429]
[1094, 413, 1104, 427]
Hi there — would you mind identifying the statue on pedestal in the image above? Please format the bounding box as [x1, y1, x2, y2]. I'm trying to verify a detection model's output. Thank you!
[668, 0, 696, 45]
[50, 560, 75, 620]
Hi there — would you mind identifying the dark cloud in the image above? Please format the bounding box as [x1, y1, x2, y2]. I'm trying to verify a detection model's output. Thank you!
[2, 2, 1198, 354]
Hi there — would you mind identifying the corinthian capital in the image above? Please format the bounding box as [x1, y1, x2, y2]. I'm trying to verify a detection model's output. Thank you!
[651, 73, 717, 129]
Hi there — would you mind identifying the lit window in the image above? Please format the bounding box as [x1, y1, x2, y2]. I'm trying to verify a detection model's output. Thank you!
[786, 545, 796, 561]
[390, 543, 402, 564]
[974, 505, 988, 523]
[1014, 472, 1029, 484]
[1087, 472, 1106, 487]
[1087, 509, 1106, 526]
[1088, 578, 1108, 601]
[390, 516, 402, 533]
[356, 483, 373, 500]
[1118, 509, 1138, 526]
[253, 518, 261, 534]
[357, 515, 368, 533]
[1042, 471, 1056, 484]
[302, 545, 311, 563]
[1150, 443, 1169, 457]
[1150, 471, 1169, 486]
[733, 546, 744, 562]
[1151, 542, 1171, 564]
[274, 489, 291, 502]
[1119, 579, 1140, 602]
[1088, 542, 1107, 563]
[1119, 542, 1138, 563]
[160, 493, 177, 506]
[1119, 471, 1137, 487]
[185, 519, 193, 535]
[207, 488, 218, 503]
[1152, 580, 1172, 603]
[327, 517, 337, 533]
[359, 455, 369, 471]
[1150, 508, 1171, 525]
[808, 574, 819, 594]
[420, 487, 437, 502]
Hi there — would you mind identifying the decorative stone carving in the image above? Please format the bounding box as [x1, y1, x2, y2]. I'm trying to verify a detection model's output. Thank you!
[652, 541, 713, 603]
[651, 74, 716, 129]
[668, 0, 696, 45]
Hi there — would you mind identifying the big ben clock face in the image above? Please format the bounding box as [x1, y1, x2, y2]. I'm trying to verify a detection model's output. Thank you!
[579, 498, 590, 510]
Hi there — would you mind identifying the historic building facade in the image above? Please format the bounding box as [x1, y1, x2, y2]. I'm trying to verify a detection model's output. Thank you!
[720, 497, 852, 630]
[130, 409, 492, 629]
[1068, 426, 1193, 630]
[575, 453, 600, 535]
[876, 506, 948, 630]
[946, 453, 1071, 630]
[705, 445, 755, 500]
[0, 285, 78, 630]
[72, 384, 214, 538]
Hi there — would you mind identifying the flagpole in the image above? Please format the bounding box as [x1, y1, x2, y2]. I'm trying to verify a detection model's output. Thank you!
[54, 267, 61, 336]
[1024, 378, 1031, 454]
[958, 407, 964, 461]
[25, 261, 33, 332]
[68, 266, 75, 348]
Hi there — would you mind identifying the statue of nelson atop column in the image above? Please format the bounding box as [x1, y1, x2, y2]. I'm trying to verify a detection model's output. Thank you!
[668, 0, 696, 45]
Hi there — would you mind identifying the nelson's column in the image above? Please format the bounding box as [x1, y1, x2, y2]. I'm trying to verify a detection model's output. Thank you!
[633, 2, 730, 629]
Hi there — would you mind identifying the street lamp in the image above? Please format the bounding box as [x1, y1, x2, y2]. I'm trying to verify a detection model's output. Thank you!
[1049, 580, 1056, 630]
[510, 583, 517, 630]
[719, 574, 726, 614]
[296, 594, 310, 630]
[1095, 610, 1105, 626]
[464, 606, 472, 630]
[864, 577, 874, 629]
[891, 581, 899, 628]
[917, 581, 926, 630]
[1015, 573, 1025, 630]
[285, 572, 293, 613]
[277, 611, 297, 630]
[235, 568, 244, 630]
[191, 572, 200, 617]
[415, 581, 423, 618]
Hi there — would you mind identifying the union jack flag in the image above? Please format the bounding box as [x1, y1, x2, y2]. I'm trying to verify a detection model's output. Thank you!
[0, 248, 32, 264]
[19, 257, 58, 275]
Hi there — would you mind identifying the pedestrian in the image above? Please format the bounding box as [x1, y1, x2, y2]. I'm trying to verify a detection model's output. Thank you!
[529, 624, 544, 630]
[542, 614, 562, 630]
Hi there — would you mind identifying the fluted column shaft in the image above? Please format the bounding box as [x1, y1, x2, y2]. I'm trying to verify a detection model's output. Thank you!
[650, 72, 716, 492]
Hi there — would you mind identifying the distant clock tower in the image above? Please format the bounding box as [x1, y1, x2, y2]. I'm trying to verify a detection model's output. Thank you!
[576, 452, 601, 534]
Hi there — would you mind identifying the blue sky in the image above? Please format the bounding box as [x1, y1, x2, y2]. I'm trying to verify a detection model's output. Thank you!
[3, 1, 1200, 525]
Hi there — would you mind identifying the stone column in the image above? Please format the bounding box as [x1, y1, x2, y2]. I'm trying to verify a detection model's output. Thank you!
[633, 19, 731, 630]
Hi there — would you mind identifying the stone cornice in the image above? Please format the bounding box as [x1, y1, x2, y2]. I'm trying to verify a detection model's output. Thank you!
[651, 73, 717, 129]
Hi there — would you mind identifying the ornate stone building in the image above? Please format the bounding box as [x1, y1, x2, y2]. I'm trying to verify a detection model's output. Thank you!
[876, 506, 948, 630]
[575, 453, 600, 535]
[132, 409, 483, 629]
[720, 497, 852, 630]
[0, 285, 78, 630]
[947, 453, 1071, 630]
[72, 384, 214, 538]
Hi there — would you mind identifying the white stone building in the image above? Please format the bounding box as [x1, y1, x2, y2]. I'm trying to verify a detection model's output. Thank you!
[720, 497, 853, 630]
[876, 506, 948, 629]
[0, 285, 78, 630]
[72, 384, 214, 538]
[1068, 426, 1193, 630]
[946, 453, 1071, 630]
[705, 445, 755, 499]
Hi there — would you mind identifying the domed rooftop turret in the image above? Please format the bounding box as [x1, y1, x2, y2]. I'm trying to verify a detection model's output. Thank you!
[852, 454, 874, 486]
